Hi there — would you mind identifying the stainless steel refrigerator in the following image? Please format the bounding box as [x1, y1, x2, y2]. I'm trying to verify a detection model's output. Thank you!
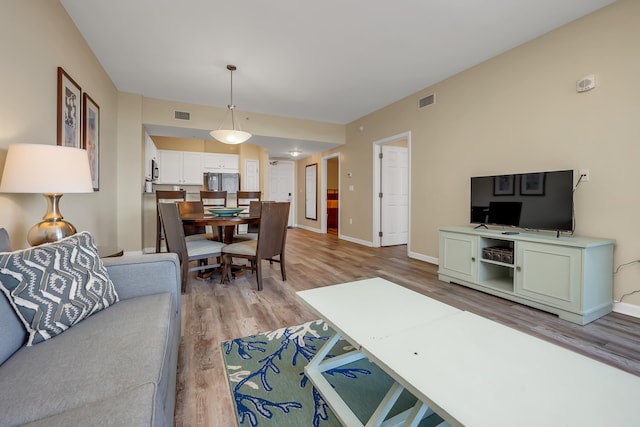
[203, 173, 240, 193]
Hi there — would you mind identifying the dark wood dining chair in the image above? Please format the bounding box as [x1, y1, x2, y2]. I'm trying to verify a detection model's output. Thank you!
[232, 200, 262, 242]
[221, 201, 290, 291]
[200, 191, 227, 240]
[200, 190, 227, 208]
[176, 201, 213, 240]
[159, 203, 225, 292]
[236, 191, 261, 236]
[155, 190, 186, 252]
[236, 191, 261, 211]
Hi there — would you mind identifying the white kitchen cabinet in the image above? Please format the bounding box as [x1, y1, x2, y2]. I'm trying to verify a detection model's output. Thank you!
[182, 152, 203, 184]
[438, 227, 614, 325]
[203, 153, 239, 173]
[157, 150, 203, 185]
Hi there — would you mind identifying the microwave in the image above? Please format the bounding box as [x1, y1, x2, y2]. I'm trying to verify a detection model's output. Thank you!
[151, 159, 159, 181]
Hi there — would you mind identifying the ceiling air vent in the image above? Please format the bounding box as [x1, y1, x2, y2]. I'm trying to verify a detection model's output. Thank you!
[173, 110, 191, 121]
[418, 93, 435, 109]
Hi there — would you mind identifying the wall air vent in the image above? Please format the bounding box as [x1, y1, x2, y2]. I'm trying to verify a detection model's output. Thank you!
[418, 93, 435, 109]
[173, 110, 191, 121]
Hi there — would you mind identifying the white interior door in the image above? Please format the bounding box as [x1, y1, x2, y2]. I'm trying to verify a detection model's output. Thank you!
[380, 145, 408, 246]
[244, 159, 260, 191]
[269, 161, 295, 227]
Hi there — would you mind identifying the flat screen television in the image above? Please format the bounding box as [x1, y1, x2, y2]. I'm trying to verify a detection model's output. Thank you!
[470, 170, 574, 232]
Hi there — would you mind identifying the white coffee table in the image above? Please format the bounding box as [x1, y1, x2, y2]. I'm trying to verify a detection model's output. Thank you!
[297, 278, 640, 427]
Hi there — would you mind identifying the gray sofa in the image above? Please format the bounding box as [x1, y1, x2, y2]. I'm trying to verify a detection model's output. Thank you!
[0, 232, 181, 427]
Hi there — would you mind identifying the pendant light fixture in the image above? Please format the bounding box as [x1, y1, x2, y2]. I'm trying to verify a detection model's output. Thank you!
[210, 65, 252, 144]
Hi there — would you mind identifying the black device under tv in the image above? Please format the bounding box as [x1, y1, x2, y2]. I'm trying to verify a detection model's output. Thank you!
[470, 170, 574, 234]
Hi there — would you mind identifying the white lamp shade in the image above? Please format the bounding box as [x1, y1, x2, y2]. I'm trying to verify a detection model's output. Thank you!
[209, 129, 252, 145]
[0, 144, 93, 194]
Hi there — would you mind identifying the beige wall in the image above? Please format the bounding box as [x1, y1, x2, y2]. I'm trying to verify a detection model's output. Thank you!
[151, 136, 241, 154]
[308, 0, 640, 305]
[0, 0, 118, 249]
[327, 158, 339, 189]
[142, 97, 345, 144]
[4, 0, 638, 307]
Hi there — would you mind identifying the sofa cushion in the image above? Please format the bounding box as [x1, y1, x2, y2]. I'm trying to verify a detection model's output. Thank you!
[0, 292, 173, 427]
[0, 232, 118, 346]
[0, 295, 25, 366]
[21, 383, 156, 427]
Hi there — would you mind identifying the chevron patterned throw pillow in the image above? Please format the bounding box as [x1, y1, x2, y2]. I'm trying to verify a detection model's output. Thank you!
[0, 232, 119, 346]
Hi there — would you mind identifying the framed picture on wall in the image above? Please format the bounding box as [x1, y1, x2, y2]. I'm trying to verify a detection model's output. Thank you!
[493, 175, 515, 196]
[305, 163, 317, 220]
[83, 93, 100, 191]
[520, 172, 545, 195]
[57, 67, 82, 148]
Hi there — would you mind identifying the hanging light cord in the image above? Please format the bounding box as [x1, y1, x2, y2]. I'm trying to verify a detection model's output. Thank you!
[228, 65, 238, 131]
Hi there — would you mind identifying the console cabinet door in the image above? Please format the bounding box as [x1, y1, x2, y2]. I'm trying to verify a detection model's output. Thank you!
[515, 242, 582, 311]
[439, 232, 478, 282]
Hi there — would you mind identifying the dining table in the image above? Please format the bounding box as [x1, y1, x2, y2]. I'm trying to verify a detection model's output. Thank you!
[180, 212, 260, 244]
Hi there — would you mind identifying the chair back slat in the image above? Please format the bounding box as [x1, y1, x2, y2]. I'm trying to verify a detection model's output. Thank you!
[155, 190, 186, 252]
[159, 203, 188, 262]
[177, 201, 206, 236]
[256, 202, 290, 259]
[200, 191, 227, 208]
[237, 191, 261, 208]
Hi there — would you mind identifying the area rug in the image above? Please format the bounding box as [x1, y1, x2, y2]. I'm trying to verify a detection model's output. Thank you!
[222, 319, 445, 427]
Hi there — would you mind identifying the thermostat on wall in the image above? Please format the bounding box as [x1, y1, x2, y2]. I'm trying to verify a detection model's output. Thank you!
[577, 74, 596, 92]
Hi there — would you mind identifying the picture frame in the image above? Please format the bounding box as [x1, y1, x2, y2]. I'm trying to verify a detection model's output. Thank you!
[521, 172, 545, 195]
[493, 175, 515, 196]
[57, 67, 82, 148]
[305, 163, 318, 220]
[83, 93, 100, 191]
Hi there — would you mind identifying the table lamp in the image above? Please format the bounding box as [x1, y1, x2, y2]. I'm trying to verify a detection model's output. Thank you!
[0, 144, 93, 246]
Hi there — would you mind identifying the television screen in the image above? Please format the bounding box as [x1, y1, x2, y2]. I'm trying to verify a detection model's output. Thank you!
[470, 170, 574, 232]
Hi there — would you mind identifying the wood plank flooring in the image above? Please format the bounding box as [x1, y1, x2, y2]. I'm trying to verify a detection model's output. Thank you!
[174, 227, 640, 427]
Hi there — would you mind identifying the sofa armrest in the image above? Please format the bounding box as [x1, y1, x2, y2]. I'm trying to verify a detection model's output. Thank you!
[102, 252, 181, 313]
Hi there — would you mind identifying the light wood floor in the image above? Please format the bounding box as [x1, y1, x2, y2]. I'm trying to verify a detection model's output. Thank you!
[174, 228, 640, 427]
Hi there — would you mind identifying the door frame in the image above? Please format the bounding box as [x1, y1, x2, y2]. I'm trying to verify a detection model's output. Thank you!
[372, 131, 411, 248]
[321, 153, 340, 234]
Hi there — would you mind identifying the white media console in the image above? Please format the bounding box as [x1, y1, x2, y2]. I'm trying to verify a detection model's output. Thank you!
[438, 227, 615, 324]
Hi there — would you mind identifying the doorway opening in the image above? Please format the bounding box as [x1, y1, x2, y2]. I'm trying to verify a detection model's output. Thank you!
[321, 153, 340, 235]
[372, 132, 410, 248]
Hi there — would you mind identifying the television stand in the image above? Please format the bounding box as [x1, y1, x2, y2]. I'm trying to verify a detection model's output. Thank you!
[438, 226, 615, 324]
[473, 223, 488, 229]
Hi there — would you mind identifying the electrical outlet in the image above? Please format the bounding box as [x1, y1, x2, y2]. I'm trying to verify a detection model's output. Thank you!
[579, 169, 590, 182]
[349, 218, 353, 225]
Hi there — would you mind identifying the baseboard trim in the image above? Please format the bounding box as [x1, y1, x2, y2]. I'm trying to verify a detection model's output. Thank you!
[295, 224, 322, 233]
[612, 301, 640, 319]
[408, 251, 438, 265]
[338, 234, 373, 247]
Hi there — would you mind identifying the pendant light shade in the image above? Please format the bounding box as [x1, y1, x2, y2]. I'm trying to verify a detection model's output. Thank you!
[210, 65, 252, 144]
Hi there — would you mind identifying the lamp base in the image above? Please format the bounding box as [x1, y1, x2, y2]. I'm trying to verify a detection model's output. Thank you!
[28, 220, 77, 246]
[27, 193, 77, 246]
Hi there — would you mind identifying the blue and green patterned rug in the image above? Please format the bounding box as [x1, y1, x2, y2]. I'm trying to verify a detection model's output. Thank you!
[222, 319, 445, 427]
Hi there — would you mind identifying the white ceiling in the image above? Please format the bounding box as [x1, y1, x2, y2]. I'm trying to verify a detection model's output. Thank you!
[60, 0, 614, 158]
